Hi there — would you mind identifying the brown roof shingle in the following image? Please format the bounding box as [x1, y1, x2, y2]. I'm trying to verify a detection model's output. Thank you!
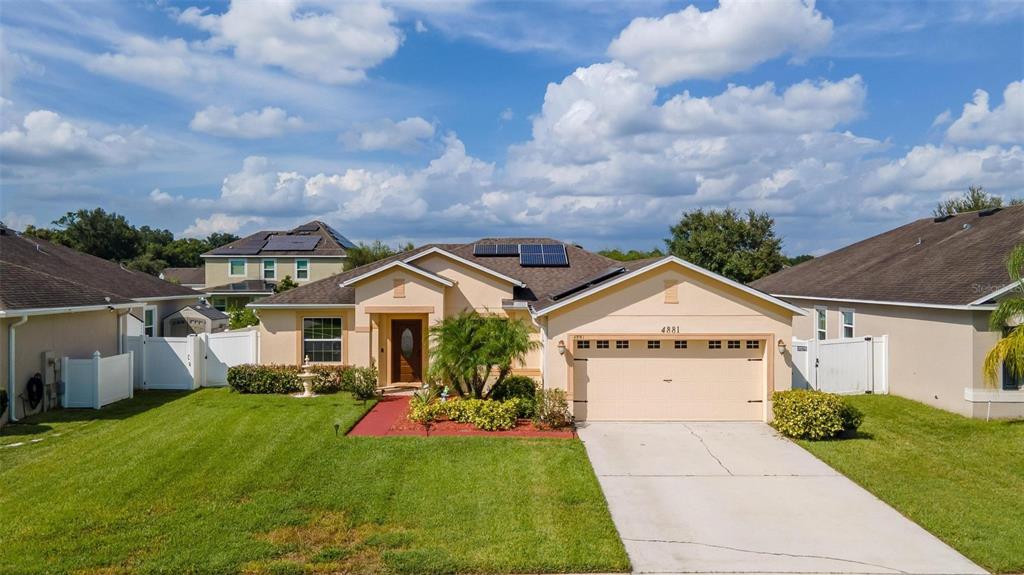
[160, 267, 204, 285]
[751, 205, 1024, 306]
[203, 220, 354, 257]
[0, 227, 200, 312]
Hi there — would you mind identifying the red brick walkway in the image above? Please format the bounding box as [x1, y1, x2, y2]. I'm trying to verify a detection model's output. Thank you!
[348, 395, 574, 438]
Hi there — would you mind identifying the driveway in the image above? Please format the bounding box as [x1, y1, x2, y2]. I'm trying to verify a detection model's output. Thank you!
[578, 422, 986, 574]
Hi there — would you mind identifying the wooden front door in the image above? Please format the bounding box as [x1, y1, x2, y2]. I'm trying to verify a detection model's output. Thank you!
[391, 320, 423, 383]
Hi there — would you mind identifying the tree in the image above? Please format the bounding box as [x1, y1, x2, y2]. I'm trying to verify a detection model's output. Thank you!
[784, 254, 814, 267]
[984, 244, 1024, 388]
[428, 311, 539, 399]
[934, 185, 1022, 217]
[665, 208, 785, 283]
[275, 275, 299, 293]
[599, 248, 664, 261]
[157, 238, 212, 268]
[228, 307, 260, 330]
[38, 208, 142, 262]
[345, 240, 414, 270]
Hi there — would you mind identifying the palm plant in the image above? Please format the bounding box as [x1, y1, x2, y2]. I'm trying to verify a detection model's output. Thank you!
[428, 311, 539, 399]
[984, 244, 1024, 387]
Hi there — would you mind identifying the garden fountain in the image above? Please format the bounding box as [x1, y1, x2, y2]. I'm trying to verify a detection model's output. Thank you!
[294, 356, 317, 398]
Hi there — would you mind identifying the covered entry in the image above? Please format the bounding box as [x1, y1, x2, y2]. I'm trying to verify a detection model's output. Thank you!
[572, 336, 769, 421]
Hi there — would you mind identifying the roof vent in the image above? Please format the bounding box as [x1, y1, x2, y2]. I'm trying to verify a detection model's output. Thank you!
[915, 237, 922, 246]
[962, 223, 972, 230]
[933, 214, 954, 223]
[978, 207, 1001, 217]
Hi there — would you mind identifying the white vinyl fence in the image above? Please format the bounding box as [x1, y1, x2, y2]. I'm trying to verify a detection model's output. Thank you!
[791, 335, 888, 395]
[62, 351, 135, 409]
[123, 330, 258, 390]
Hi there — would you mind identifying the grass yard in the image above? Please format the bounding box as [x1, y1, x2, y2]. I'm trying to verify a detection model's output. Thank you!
[796, 394, 1024, 574]
[0, 389, 628, 575]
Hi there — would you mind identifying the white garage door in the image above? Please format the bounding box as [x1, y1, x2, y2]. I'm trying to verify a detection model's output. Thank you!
[573, 338, 766, 421]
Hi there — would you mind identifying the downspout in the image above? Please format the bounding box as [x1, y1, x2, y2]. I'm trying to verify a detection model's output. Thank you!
[8, 315, 28, 422]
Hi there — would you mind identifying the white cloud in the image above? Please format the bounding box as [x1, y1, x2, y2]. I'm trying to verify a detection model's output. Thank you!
[931, 109, 952, 127]
[2, 211, 36, 231]
[415, 19, 428, 33]
[499, 108, 514, 121]
[608, 0, 833, 85]
[189, 105, 305, 138]
[0, 109, 153, 166]
[341, 116, 435, 151]
[866, 144, 1024, 195]
[179, 0, 402, 85]
[210, 156, 339, 216]
[148, 188, 187, 206]
[182, 213, 265, 238]
[945, 80, 1024, 144]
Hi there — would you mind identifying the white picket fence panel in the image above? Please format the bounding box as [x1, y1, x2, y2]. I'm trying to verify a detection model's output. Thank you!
[123, 331, 258, 390]
[62, 351, 134, 409]
[791, 335, 888, 395]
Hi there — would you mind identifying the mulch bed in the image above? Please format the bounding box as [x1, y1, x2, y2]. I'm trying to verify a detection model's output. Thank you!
[348, 396, 575, 438]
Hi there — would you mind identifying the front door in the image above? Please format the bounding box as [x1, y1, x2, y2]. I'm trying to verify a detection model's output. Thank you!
[391, 320, 423, 383]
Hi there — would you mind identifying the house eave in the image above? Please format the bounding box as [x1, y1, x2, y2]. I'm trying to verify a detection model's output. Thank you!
[404, 247, 527, 288]
[774, 294, 998, 312]
[0, 302, 137, 318]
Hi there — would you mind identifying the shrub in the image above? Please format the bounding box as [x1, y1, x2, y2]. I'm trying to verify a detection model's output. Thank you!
[428, 398, 518, 431]
[771, 390, 863, 440]
[468, 400, 518, 431]
[227, 364, 299, 394]
[228, 307, 260, 330]
[490, 375, 537, 418]
[533, 388, 571, 429]
[309, 365, 351, 394]
[349, 365, 379, 402]
[408, 394, 443, 425]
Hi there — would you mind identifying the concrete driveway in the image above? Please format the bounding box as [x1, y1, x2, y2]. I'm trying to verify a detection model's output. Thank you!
[578, 422, 986, 574]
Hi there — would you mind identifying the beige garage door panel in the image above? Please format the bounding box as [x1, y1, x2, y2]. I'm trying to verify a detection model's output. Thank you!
[574, 341, 764, 421]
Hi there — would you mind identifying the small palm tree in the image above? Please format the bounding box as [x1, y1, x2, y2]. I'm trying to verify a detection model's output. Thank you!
[984, 244, 1024, 386]
[428, 311, 539, 399]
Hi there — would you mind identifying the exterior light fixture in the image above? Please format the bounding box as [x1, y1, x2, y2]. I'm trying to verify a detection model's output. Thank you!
[557, 340, 567, 355]
[777, 339, 787, 354]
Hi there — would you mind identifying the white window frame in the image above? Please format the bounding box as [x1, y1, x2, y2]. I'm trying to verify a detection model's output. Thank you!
[228, 259, 247, 277]
[143, 305, 158, 337]
[295, 259, 310, 281]
[302, 317, 343, 363]
[211, 297, 227, 312]
[815, 306, 827, 341]
[840, 308, 855, 338]
[262, 259, 277, 280]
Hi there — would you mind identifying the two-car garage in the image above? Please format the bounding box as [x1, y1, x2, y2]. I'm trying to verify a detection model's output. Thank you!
[535, 257, 804, 424]
[571, 336, 770, 421]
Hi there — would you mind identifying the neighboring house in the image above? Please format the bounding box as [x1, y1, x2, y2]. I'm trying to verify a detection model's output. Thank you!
[161, 303, 229, 337]
[159, 267, 205, 290]
[201, 221, 353, 311]
[0, 224, 201, 424]
[251, 239, 804, 422]
[752, 205, 1024, 419]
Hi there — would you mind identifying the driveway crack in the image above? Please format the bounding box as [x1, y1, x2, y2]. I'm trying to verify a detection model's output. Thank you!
[621, 537, 909, 574]
[681, 423, 733, 476]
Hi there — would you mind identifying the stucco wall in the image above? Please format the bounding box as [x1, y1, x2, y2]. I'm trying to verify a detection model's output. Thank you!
[542, 263, 795, 416]
[412, 253, 516, 316]
[789, 299, 1003, 417]
[2, 310, 119, 423]
[204, 257, 345, 288]
[257, 307, 354, 366]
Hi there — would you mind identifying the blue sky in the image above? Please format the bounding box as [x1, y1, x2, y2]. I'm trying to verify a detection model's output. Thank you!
[1, 0, 1022, 256]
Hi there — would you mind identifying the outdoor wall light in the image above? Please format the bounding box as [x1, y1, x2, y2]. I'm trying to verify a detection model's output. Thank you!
[557, 340, 567, 355]
[777, 339, 787, 354]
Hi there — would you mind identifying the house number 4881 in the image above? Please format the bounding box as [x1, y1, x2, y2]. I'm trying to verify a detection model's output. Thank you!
[661, 326, 679, 334]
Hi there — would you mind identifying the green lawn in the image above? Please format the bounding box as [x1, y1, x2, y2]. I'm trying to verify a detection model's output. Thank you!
[0, 389, 628, 575]
[796, 394, 1024, 574]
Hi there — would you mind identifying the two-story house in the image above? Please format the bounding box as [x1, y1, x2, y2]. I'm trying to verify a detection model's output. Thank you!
[201, 221, 354, 311]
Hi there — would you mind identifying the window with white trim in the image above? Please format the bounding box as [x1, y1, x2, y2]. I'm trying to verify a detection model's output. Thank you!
[841, 309, 855, 338]
[576, 339, 589, 349]
[295, 259, 309, 280]
[615, 340, 629, 349]
[229, 259, 246, 277]
[746, 340, 760, 349]
[674, 340, 687, 349]
[303, 317, 342, 362]
[143, 306, 157, 337]
[816, 307, 827, 340]
[596, 340, 609, 349]
[211, 297, 227, 312]
[263, 259, 276, 280]
[647, 340, 660, 349]
[709, 340, 722, 349]
[727, 340, 741, 349]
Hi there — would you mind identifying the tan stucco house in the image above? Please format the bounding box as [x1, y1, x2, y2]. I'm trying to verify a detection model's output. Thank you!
[200, 221, 352, 311]
[752, 205, 1024, 419]
[1, 224, 201, 424]
[251, 239, 804, 422]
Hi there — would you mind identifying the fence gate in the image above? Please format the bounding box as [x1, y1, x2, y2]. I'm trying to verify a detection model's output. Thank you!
[791, 335, 888, 395]
[123, 331, 257, 390]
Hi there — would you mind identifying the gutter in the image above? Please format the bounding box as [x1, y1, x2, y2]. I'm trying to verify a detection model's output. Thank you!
[774, 294, 999, 312]
[247, 303, 356, 309]
[0, 302, 136, 318]
[7, 315, 28, 422]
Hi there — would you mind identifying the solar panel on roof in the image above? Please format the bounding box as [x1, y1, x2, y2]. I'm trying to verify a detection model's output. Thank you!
[264, 236, 320, 251]
[473, 243, 520, 257]
[323, 224, 356, 249]
[519, 243, 568, 267]
[474, 244, 497, 256]
[225, 240, 267, 255]
[552, 266, 626, 300]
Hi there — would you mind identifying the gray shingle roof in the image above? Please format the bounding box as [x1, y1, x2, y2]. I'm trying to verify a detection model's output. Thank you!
[751, 205, 1024, 306]
[203, 220, 351, 257]
[0, 226, 199, 312]
[160, 267, 204, 285]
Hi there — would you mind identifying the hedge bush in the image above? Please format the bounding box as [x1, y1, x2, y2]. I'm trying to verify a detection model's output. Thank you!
[348, 365, 379, 402]
[227, 364, 353, 394]
[410, 397, 519, 431]
[227, 364, 299, 394]
[771, 390, 863, 440]
[490, 375, 538, 418]
[533, 388, 572, 429]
